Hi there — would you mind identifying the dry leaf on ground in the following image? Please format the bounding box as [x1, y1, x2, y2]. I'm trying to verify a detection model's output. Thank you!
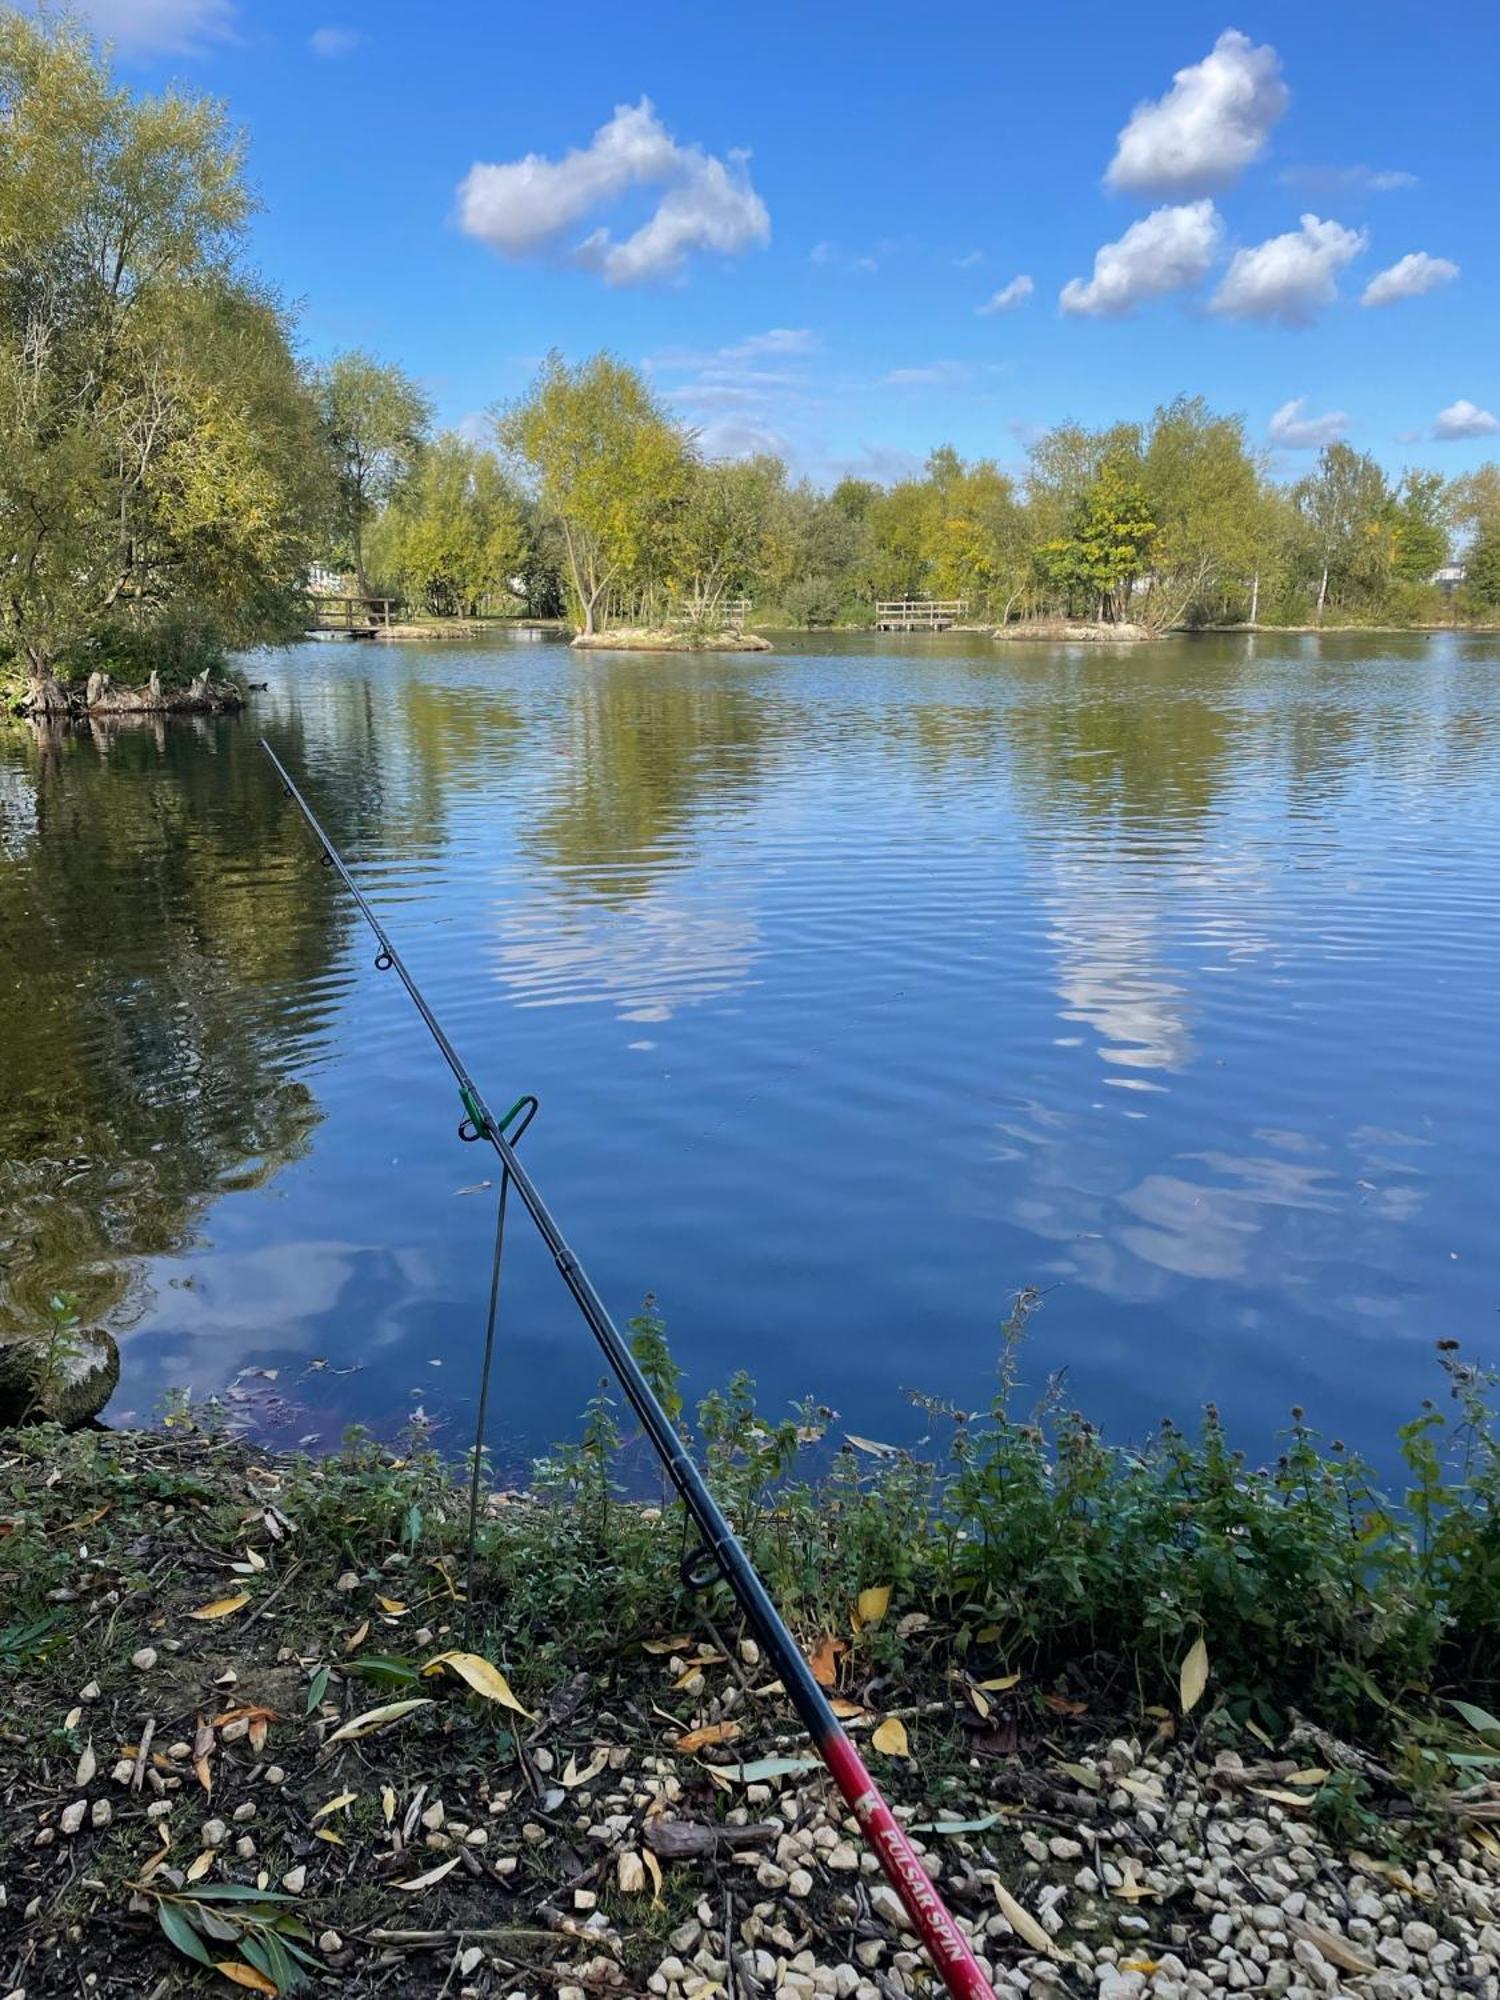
[992, 1880, 1062, 1958]
[856, 1584, 892, 1626]
[188, 1594, 250, 1622]
[872, 1716, 910, 1758]
[325, 1698, 433, 1744]
[420, 1651, 533, 1718]
[395, 1853, 463, 1892]
[677, 1720, 741, 1753]
[214, 1965, 277, 1994]
[807, 1635, 841, 1687]
[1180, 1635, 1210, 1715]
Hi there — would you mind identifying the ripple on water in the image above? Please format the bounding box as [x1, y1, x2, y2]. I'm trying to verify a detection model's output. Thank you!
[12, 629, 1496, 1468]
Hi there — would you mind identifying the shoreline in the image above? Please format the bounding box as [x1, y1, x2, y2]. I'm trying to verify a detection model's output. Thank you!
[2, 1376, 1497, 1999]
[15, 670, 246, 720]
[572, 627, 773, 654]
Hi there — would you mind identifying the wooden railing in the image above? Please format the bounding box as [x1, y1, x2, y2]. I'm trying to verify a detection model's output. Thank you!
[873, 599, 968, 631]
[304, 595, 399, 633]
[668, 597, 753, 630]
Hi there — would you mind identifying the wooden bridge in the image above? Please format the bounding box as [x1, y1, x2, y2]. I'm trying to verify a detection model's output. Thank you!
[874, 599, 968, 631]
[304, 595, 400, 637]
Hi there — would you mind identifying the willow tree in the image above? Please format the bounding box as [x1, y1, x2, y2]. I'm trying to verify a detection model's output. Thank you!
[367, 433, 527, 616]
[672, 454, 784, 624]
[497, 352, 692, 636]
[313, 350, 432, 597]
[0, 12, 328, 702]
[1140, 396, 1265, 627]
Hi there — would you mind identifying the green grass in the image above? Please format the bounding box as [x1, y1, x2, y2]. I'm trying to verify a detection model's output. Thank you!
[4, 1299, 1499, 1781]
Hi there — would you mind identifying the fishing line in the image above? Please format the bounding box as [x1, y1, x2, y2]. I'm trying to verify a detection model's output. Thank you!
[261, 737, 997, 2000]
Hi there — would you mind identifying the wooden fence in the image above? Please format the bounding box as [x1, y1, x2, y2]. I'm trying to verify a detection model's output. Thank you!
[873, 599, 968, 631]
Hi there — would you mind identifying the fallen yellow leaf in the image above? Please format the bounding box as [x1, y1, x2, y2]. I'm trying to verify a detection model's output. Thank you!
[343, 1620, 369, 1653]
[188, 1594, 251, 1622]
[676, 1720, 741, 1753]
[807, 1635, 841, 1687]
[311, 1791, 357, 1822]
[856, 1585, 892, 1626]
[1179, 1634, 1210, 1716]
[977, 1673, 1022, 1691]
[992, 1880, 1063, 1958]
[643, 1847, 663, 1903]
[186, 1851, 215, 1881]
[214, 1965, 277, 1995]
[395, 1853, 463, 1892]
[325, 1698, 433, 1744]
[872, 1716, 910, 1758]
[420, 1651, 534, 1719]
[376, 1596, 407, 1616]
[561, 1746, 611, 1788]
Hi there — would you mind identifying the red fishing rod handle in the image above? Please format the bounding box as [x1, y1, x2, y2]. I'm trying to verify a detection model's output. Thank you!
[822, 1731, 997, 2000]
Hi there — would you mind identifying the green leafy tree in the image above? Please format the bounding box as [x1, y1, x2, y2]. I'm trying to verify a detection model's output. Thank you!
[866, 480, 938, 600]
[673, 455, 784, 624]
[367, 434, 527, 616]
[314, 350, 432, 596]
[1141, 396, 1265, 626]
[919, 451, 1031, 618]
[1465, 524, 1500, 612]
[1446, 462, 1500, 543]
[1292, 444, 1394, 616]
[497, 352, 692, 636]
[1037, 451, 1157, 623]
[0, 12, 326, 700]
[1390, 470, 1449, 582]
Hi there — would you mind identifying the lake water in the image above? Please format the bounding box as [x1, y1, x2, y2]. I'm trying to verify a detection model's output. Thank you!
[4, 629, 1498, 1470]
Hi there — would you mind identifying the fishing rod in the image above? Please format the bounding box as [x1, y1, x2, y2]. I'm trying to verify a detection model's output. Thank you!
[261, 739, 996, 2000]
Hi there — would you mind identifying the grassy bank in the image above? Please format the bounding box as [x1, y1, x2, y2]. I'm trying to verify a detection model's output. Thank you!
[3, 1311, 1500, 1997]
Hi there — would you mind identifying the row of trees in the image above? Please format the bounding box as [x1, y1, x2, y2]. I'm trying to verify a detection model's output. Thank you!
[491, 360, 1500, 633]
[0, 12, 520, 702]
[375, 356, 1500, 637]
[6, 8, 1500, 707]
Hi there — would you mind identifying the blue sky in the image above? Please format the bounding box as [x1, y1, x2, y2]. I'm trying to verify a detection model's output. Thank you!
[91, 0, 1500, 486]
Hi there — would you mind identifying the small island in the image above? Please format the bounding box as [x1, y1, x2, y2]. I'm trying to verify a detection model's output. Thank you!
[23, 668, 246, 719]
[572, 626, 771, 653]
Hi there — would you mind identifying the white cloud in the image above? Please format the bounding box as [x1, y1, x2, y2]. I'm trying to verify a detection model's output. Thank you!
[824, 444, 923, 485]
[810, 240, 880, 275]
[457, 99, 768, 285]
[651, 329, 820, 461]
[954, 250, 985, 271]
[71, 0, 233, 52]
[1060, 202, 1222, 318]
[309, 25, 361, 56]
[1210, 213, 1365, 327]
[1360, 251, 1459, 308]
[1107, 30, 1288, 197]
[716, 328, 817, 361]
[692, 418, 793, 461]
[882, 362, 970, 387]
[978, 273, 1034, 315]
[1267, 397, 1349, 449]
[1433, 400, 1499, 441]
[1281, 164, 1417, 196]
